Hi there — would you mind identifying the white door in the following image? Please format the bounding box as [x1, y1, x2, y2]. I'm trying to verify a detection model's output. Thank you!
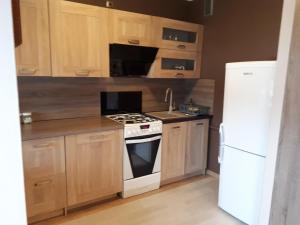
[218, 146, 265, 225]
[222, 61, 276, 156]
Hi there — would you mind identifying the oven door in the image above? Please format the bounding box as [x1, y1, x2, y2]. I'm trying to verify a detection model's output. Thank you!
[124, 134, 162, 180]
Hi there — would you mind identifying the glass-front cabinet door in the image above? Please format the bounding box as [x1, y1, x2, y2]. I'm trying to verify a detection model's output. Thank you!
[154, 17, 204, 52]
[149, 49, 201, 79]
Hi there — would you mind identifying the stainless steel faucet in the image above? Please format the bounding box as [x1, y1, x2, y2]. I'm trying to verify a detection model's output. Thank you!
[165, 88, 174, 114]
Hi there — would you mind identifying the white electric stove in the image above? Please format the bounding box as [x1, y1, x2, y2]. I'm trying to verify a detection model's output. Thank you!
[104, 104, 162, 198]
[106, 113, 163, 198]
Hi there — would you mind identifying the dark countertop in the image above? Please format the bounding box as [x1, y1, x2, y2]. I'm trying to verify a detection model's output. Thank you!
[145, 113, 212, 124]
[21, 116, 123, 141]
[161, 114, 212, 124]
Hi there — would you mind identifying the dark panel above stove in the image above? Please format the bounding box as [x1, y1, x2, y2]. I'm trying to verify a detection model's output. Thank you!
[101, 91, 142, 115]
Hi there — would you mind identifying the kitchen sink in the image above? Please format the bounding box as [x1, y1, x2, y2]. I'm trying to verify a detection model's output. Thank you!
[146, 111, 193, 120]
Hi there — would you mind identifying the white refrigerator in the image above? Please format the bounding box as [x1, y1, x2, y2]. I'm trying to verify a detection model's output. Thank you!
[218, 61, 276, 225]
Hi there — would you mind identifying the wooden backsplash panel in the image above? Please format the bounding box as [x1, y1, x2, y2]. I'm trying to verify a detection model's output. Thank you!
[185, 79, 215, 115]
[18, 77, 215, 121]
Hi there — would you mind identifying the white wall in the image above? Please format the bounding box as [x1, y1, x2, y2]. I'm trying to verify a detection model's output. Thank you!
[0, 1, 27, 224]
[258, 0, 296, 224]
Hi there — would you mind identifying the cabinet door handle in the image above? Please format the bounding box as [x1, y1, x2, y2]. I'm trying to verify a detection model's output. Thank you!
[177, 44, 186, 49]
[175, 73, 185, 78]
[172, 126, 181, 129]
[33, 143, 52, 148]
[75, 69, 90, 77]
[128, 39, 140, 45]
[196, 123, 204, 126]
[18, 67, 37, 75]
[89, 135, 106, 141]
[34, 179, 52, 187]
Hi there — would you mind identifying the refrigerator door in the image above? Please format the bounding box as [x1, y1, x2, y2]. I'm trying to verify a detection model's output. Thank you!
[222, 61, 276, 156]
[218, 146, 265, 225]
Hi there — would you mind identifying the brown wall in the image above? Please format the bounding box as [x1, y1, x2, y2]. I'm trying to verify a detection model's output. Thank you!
[188, 0, 283, 172]
[70, 0, 195, 22]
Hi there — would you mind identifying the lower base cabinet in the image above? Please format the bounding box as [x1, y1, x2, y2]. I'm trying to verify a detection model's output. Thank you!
[185, 120, 209, 175]
[22, 129, 123, 223]
[22, 119, 208, 222]
[65, 129, 123, 206]
[161, 122, 188, 182]
[161, 119, 209, 184]
[22, 137, 67, 219]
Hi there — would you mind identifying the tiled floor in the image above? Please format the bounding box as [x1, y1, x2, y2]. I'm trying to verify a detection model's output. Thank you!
[38, 176, 244, 225]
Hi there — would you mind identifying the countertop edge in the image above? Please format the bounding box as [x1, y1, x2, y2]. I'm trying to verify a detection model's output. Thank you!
[21, 117, 124, 142]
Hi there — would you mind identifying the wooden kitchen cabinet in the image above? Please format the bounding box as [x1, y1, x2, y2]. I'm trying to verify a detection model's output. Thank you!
[109, 9, 154, 46]
[22, 137, 66, 218]
[153, 17, 204, 52]
[49, 0, 109, 77]
[15, 0, 51, 76]
[161, 122, 188, 183]
[185, 119, 209, 175]
[149, 49, 201, 79]
[65, 129, 123, 206]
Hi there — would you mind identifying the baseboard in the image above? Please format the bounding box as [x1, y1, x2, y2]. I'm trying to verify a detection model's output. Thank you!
[206, 170, 219, 178]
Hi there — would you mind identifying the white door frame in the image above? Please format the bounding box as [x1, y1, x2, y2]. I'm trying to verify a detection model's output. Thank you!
[0, 1, 27, 224]
[258, 0, 296, 224]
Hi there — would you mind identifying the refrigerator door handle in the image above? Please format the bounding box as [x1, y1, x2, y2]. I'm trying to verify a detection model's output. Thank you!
[218, 123, 225, 164]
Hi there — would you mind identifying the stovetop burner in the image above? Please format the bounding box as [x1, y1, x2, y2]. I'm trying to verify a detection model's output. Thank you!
[106, 113, 158, 125]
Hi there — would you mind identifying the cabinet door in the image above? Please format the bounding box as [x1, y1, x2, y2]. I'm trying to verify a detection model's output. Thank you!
[185, 119, 209, 175]
[15, 0, 51, 76]
[149, 49, 201, 79]
[22, 137, 66, 218]
[154, 17, 204, 52]
[66, 130, 123, 206]
[49, 0, 109, 77]
[161, 122, 187, 182]
[109, 9, 153, 46]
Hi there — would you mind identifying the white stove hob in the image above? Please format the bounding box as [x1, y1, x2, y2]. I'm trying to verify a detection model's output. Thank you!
[106, 113, 158, 125]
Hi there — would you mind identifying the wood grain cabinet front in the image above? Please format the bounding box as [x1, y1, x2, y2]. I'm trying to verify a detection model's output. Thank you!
[153, 17, 204, 52]
[161, 122, 188, 183]
[49, 0, 109, 77]
[22, 137, 66, 218]
[65, 129, 123, 206]
[15, 0, 51, 76]
[185, 119, 209, 175]
[109, 9, 154, 47]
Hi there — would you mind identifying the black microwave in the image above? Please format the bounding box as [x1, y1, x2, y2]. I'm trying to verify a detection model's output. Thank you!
[109, 44, 158, 77]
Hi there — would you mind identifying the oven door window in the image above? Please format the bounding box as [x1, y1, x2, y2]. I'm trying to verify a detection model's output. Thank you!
[126, 137, 160, 178]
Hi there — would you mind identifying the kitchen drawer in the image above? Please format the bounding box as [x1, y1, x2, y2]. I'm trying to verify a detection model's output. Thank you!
[22, 137, 65, 178]
[73, 130, 117, 145]
[25, 174, 66, 218]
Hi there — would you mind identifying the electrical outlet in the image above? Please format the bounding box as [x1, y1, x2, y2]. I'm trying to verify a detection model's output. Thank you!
[106, 1, 113, 8]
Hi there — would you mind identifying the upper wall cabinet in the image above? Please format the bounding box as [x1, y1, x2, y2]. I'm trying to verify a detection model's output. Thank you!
[15, 0, 51, 76]
[153, 17, 204, 52]
[109, 10, 154, 47]
[49, 0, 109, 77]
[149, 49, 201, 79]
